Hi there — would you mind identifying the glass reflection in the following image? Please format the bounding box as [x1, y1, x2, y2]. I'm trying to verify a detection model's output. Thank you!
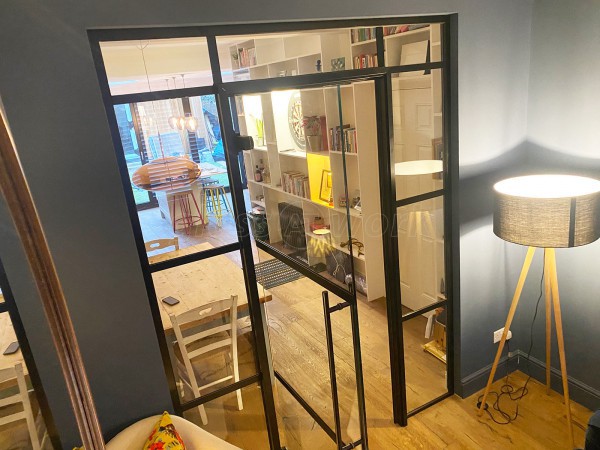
[397, 196, 445, 313]
[183, 383, 269, 450]
[0, 311, 54, 449]
[392, 68, 444, 201]
[113, 95, 236, 264]
[100, 37, 213, 96]
[403, 308, 447, 411]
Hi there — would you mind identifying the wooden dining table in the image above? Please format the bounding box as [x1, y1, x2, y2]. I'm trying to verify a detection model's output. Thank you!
[149, 243, 272, 332]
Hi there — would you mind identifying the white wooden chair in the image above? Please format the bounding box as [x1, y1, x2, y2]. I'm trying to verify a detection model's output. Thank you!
[0, 363, 47, 450]
[145, 237, 180, 253]
[169, 296, 243, 425]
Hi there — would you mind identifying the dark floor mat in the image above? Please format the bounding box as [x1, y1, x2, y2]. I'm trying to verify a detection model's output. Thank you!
[255, 258, 304, 289]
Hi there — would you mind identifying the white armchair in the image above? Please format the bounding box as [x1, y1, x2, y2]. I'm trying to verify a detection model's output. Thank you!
[106, 415, 241, 450]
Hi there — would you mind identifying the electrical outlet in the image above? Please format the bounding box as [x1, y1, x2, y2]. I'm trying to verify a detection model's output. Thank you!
[493, 327, 512, 344]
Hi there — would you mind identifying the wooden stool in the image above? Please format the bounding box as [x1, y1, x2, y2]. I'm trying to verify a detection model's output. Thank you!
[171, 190, 204, 234]
[203, 185, 232, 227]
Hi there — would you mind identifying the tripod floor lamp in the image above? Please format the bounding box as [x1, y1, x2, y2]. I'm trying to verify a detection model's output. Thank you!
[478, 174, 600, 448]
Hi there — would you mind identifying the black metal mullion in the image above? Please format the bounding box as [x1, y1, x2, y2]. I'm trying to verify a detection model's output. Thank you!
[149, 242, 241, 272]
[442, 14, 459, 396]
[401, 300, 447, 321]
[323, 292, 344, 450]
[396, 189, 445, 208]
[111, 85, 217, 105]
[89, 16, 441, 44]
[375, 74, 407, 426]
[407, 391, 453, 417]
[179, 374, 260, 410]
[216, 92, 282, 450]
[348, 288, 369, 448]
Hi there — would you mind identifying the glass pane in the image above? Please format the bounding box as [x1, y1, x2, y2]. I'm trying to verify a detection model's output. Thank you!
[183, 383, 269, 450]
[237, 81, 383, 298]
[0, 311, 55, 449]
[100, 37, 213, 95]
[274, 378, 337, 450]
[152, 251, 259, 402]
[392, 68, 444, 201]
[403, 307, 448, 411]
[264, 274, 360, 446]
[384, 23, 442, 67]
[397, 196, 446, 313]
[217, 29, 354, 82]
[113, 94, 236, 263]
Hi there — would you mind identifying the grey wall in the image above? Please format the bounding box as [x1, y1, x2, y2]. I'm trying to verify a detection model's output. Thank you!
[0, 0, 533, 446]
[515, 0, 600, 410]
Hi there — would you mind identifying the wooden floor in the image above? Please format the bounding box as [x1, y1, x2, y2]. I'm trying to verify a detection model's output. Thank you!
[0, 195, 590, 449]
[138, 197, 592, 450]
[175, 273, 591, 450]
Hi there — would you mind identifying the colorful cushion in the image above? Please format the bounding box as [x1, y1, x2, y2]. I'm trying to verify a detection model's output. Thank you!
[143, 411, 186, 450]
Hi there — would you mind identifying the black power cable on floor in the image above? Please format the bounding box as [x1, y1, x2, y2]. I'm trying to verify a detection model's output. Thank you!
[477, 268, 545, 425]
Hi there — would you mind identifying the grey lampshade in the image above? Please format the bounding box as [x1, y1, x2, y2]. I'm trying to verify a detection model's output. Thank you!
[493, 175, 600, 248]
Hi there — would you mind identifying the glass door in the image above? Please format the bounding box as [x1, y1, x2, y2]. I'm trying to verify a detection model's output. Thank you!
[223, 77, 383, 449]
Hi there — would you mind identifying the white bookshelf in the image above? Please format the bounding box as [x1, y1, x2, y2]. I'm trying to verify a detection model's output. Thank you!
[231, 24, 441, 302]
[238, 82, 385, 301]
[228, 30, 352, 80]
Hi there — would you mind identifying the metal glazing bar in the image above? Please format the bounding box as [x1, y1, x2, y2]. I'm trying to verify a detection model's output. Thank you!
[323, 292, 344, 450]
[348, 289, 369, 448]
[401, 300, 447, 321]
[407, 391, 452, 417]
[88, 16, 443, 44]
[274, 371, 337, 442]
[442, 14, 459, 395]
[395, 189, 445, 208]
[149, 242, 241, 273]
[376, 73, 407, 426]
[386, 61, 444, 74]
[111, 85, 217, 105]
[180, 374, 260, 410]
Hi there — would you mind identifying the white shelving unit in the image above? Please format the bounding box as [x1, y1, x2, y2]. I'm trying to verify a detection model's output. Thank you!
[238, 82, 385, 301]
[228, 24, 442, 303]
[228, 31, 353, 81]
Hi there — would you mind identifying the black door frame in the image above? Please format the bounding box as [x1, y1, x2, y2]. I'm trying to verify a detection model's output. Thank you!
[88, 13, 459, 448]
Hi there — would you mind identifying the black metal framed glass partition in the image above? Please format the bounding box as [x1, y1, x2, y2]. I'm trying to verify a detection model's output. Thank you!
[89, 14, 457, 449]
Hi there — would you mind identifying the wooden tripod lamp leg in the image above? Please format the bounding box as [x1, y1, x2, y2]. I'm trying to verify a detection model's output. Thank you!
[478, 246, 536, 415]
[548, 248, 574, 448]
[544, 249, 552, 394]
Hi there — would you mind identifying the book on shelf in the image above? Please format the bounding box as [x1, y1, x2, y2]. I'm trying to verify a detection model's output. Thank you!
[282, 171, 310, 199]
[237, 47, 256, 68]
[351, 27, 376, 43]
[328, 125, 357, 153]
[383, 24, 430, 37]
[353, 53, 378, 69]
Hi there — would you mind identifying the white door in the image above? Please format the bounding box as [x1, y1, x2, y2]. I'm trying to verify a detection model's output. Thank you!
[393, 76, 443, 313]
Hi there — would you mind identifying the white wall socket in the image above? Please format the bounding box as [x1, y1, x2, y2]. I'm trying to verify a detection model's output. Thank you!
[493, 327, 512, 344]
